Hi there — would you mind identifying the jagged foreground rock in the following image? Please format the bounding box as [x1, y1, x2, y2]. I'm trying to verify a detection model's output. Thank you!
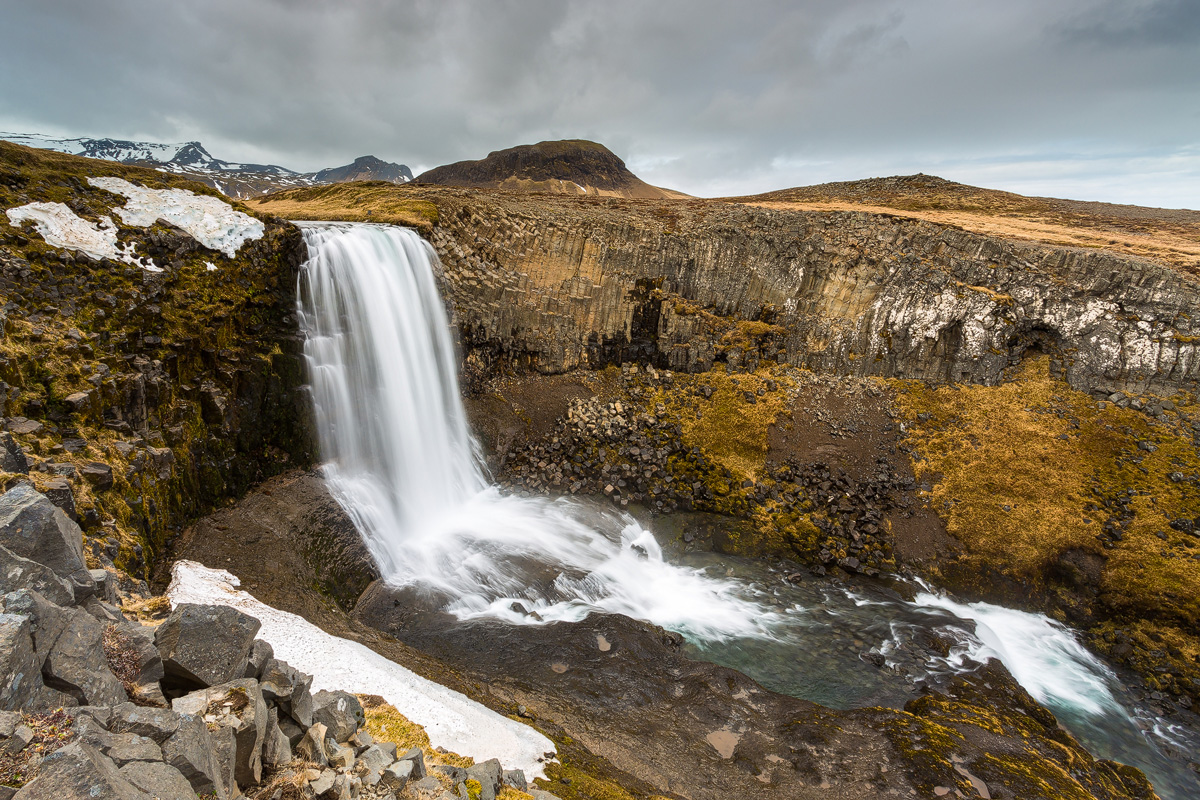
[0, 483, 544, 800]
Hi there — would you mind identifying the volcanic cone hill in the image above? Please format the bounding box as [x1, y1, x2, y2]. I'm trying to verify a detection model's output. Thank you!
[415, 139, 688, 199]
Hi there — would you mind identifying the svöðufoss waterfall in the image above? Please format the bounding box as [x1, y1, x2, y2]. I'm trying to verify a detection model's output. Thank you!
[297, 222, 1199, 799]
[297, 222, 775, 641]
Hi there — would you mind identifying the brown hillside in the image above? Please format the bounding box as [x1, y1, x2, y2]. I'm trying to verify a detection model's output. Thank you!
[415, 139, 687, 200]
[736, 174, 1200, 274]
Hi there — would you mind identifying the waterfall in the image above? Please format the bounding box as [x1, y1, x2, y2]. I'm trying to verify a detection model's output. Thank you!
[296, 222, 1197, 799]
[297, 222, 776, 641]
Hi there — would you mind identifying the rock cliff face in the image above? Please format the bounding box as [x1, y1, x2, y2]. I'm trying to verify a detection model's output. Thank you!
[419, 189, 1200, 397]
[0, 141, 313, 577]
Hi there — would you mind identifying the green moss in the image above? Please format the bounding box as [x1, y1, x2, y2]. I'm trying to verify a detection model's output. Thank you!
[0, 140, 312, 579]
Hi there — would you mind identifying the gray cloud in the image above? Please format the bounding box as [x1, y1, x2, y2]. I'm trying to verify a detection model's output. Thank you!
[0, 0, 1196, 207]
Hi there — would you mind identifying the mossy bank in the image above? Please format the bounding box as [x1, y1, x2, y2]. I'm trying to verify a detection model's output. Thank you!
[0, 140, 312, 583]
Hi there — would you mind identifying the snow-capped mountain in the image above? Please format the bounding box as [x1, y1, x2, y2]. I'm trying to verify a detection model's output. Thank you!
[0, 132, 411, 199]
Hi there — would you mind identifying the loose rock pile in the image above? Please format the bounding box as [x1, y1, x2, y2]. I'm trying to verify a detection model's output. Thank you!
[497, 365, 910, 573]
[0, 482, 547, 800]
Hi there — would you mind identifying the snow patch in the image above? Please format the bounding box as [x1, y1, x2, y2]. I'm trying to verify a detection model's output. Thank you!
[88, 177, 263, 257]
[167, 560, 555, 779]
[4, 202, 159, 270]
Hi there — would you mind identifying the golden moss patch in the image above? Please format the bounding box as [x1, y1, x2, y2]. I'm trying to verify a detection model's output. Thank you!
[646, 364, 792, 481]
[893, 355, 1200, 698]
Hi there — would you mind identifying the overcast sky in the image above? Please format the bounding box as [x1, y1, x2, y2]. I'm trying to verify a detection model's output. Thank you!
[1, 0, 1197, 207]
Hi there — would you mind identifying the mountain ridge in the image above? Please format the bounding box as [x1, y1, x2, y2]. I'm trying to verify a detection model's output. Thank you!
[0, 131, 411, 199]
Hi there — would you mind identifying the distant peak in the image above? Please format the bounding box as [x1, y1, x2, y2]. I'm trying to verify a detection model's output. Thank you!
[415, 139, 685, 199]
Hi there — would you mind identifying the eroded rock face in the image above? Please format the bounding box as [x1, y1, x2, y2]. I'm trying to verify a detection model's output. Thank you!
[426, 192, 1200, 396]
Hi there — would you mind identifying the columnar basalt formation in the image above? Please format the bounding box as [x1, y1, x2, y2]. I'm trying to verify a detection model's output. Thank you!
[417, 190, 1200, 397]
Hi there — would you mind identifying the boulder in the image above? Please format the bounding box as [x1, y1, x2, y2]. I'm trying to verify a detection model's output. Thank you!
[162, 716, 230, 800]
[89, 569, 119, 605]
[171, 679, 267, 787]
[277, 713, 304, 747]
[11, 740, 149, 800]
[96, 734, 162, 767]
[0, 434, 27, 474]
[379, 759, 415, 792]
[3, 590, 126, 706]
[466, 758, 504, 800]
[64, 391, 93, 415]
[207, 725, 239, 800]
[2, 589, 72, 662]
[259, 657, 313, 727]
[356, 743, 393, 785]
[0, 484, 93, 600]
[398, 746, 427, 779]
[81, 462, 114, 492]
[0, 548, 76, 607]
[296, 720, 330, 766]
[119, 761, 200, 800]
[309, 770, 336, 796]
[0, 613, 48, 711]
[108, 704, 185, 743]
[328, 741, 355, 770]
[503, 769, 528, 790]
[243, 639, 274, 679]
[41, 479, 78, 521]
[262, 707, 293, 768]
[40, 603, 128, 706]
[1, 724, 32, 758]
[107, 622, 166, 707]
[312, 689, 364, 742]
[154, 603, 261, 692]
[349, 729, 374, 752]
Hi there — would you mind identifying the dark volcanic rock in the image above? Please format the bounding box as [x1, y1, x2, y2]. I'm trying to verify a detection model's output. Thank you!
[0, 484, 93, 599]
[12, 741, 147, 800]
[424, 190, 1200, 396]
[0, 612, 49, 711]
[0, 543, 76, 605]
[154, 604, 261, 692]
[0, 434, 27, 474]
[311, 689, 364, 743]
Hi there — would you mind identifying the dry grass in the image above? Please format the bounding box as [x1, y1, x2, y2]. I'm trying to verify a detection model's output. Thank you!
[102, 625, 144, 700]
[120, 595, 172, 622]
[0, 709, 76, 788]
[892, 356, 1200, 665]
[246, 183, 438, 230]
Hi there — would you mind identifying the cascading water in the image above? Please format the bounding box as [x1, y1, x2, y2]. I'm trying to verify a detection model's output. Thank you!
[297, 222, 778, 641]
[298, 222, 1198, 799]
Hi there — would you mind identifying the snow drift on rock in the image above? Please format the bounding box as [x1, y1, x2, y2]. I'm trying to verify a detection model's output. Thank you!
[167, 560, 554, 779]
[4, 202, 160, 270]
[88, 177, 264, 257]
